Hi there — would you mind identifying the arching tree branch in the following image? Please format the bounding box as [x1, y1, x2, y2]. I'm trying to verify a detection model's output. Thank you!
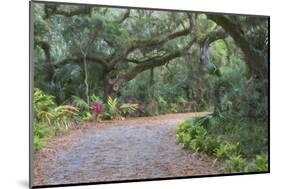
[109, 14, 196, 68]
[200, 31, 228, 65]
[116, 38, 196, 86]
[207, 15, 268, 79]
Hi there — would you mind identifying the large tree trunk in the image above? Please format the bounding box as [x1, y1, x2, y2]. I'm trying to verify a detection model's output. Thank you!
[146, 68, 158, 115]
[103, 76, 119, 100]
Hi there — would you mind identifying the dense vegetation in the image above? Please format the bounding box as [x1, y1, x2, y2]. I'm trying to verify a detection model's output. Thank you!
[33, 3, 268, 173]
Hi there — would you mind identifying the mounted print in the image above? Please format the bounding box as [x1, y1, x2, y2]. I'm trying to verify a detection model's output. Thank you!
[29, 0, 269, 188]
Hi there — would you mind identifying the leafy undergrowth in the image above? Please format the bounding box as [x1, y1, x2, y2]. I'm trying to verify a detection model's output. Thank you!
[34, 88, 77, 151]
[176, 115, 268, 173]
[33, 87, 202, 152]
[34, 122, 67, 151]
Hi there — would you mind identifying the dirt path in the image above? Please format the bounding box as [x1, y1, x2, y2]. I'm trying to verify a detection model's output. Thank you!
[33, 112, 225, 186]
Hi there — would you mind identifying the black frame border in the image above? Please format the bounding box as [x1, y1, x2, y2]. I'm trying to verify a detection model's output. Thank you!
[29, 0, 270, 188]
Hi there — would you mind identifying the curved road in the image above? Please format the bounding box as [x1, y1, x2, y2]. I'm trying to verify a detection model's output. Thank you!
[33, 113, 224, 186]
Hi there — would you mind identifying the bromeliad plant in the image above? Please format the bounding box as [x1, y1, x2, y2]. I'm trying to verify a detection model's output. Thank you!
[92, 102, 104, 122]
[104, 96, 138, 120]
[105, 96, 118, 120]
[71, 94, 103, 122]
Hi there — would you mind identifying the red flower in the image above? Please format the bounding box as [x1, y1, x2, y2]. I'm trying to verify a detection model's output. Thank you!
[92, 103, 103, 113]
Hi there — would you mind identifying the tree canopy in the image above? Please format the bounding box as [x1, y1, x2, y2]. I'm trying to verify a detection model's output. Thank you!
[33, 3, 268, 118]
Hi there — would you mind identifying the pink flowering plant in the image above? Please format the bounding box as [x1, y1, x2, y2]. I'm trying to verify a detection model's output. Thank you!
[92, 102, 104, 122]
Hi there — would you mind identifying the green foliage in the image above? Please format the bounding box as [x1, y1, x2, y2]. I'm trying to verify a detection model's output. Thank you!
[193, 113, 268, 159]
[90, 94, 103, 104]
[226, 155, 246, 173]
[170, 103, 178, 113]
[119, 103, 138, 116]
[226, 155, 268, 173]
[177, 120, 209, 152]
[181, 134, 192, 148]
[71, 96, 96, 122]
[177, 120, 222, 154]
[157, 96, 169, 114]
[193, 114, 212, 127]
[81, 112, 93, 122]
[177, 117, 268, 173]
[34, 122, 53, 151]
[34, 88, 56, 124]
[33, 89, 79, 151]
[34, 122, 53, 139]
[204, 136, 221, 155]
[104, 96, 119, 120]
[245, 155, 268, 172]
[214, 143, 239, 159]
[104, 96, 138, 120]
[53, 105, 78, 128]
[34, 88, 78, 127]
[72, 96, 89, 111]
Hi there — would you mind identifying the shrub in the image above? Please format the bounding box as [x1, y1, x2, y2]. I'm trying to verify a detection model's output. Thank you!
[90, 94, 103, 104]
[34, 88, 56, 124]
[177, 121, 192, 134]
[119, 103, 138, 117]
[245, 155, 268, 172]
[170, 103, 178, 113]
[192, 114, 213, 127]
[81, 111, 93, 121]
[93, 103, 103, 114]
[157, 96, 169, 114]
[196, 113, 268, 160]
[34, 135, 43, 152]
[72, 95, 89, 111]
[177, 120, 209, 152]
[34, 122, 52, 138]
[135, 101, 145, 117]
[190, 136, 205, 152]
[53, 105, 78, 128]
[104, 96, 138, 120]
[104, 96, 119, 120]
[33, 89, 79, 151]
[34, 122, 53, 151]
[226, 154, 268, 173]
[226, 155, 246, 173]
[92, 102, 104, 121]
[205, 136, 221, 155]
[214, 143, 239, 159]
